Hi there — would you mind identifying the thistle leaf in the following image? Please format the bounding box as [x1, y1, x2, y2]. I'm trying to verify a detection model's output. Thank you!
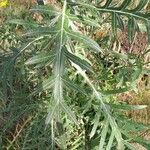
[146, 21, 150, 44]
[116, 14, 124, 29]
[30, 5, 61, 16]
[25, 51, 55, 65]
[8, 19, 39, 28]
[24, 27, 59, 37]
[30, 77, 55, 96]
[107, 103, 147, 111]
[128, 17, 136, 43]
[106, 131, 115, 150]
[62, 77, 87, 95]
[90, 113, 101, 138]
[99, 121, 109, 150]
[123, 141, 136, 150]
[102, 0, 113, 8]
[66, 30, 102, 53]
[60, 101, 78, 125]
[112, 12, 117, 36]
[132, 0, 149, 12]
[68, 14, 100, 27]
[64, 49, 93, 73]
[117, 0, 131, 10]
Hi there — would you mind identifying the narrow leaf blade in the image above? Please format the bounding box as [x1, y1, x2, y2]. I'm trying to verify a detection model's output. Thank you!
[60, 102, 78, 125]
[62, 77, 87, 95]
[99, 121, 109, 150]
[64, 49, 93, 73]
[66, 30, 102, 53]
[90, 113, 100, 138]
[132, 0, 149, 12]
[106, 131, 115, 150]
[25, 51, 55, 65]
[107, 103, 147, 111]
[117, 0, 131, 10]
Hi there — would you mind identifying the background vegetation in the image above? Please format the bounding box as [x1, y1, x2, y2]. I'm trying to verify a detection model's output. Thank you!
[0, 0, 150, 149]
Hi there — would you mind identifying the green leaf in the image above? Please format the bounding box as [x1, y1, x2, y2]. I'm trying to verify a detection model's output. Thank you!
[117, 116, 149, 132]
[123, 141, 136, 150]
[132, 0, 149, 12]
[45, 103, 59, 125]
[99, 121, 109, 150]
[111, 51, 128, 60]
[128, 17, 136, 43]
[60, 102, 78, 125]
[106, 131, 115, 150]
[8, 19, 39, 28]
[30, 77, 55, 96]
[75, 2, 150, 22]
[50, 1, 67, 128]
[122, 128, 150, 149]
[107, 103, 147, 111]
[131, 66, 142, 81]
[101, 87, 129, 95]
[40, 77, 55, 91]
[10, 37, 45, 60]
[71, 136, 82, 150]
[64, 49, 93, 73]
[107, 117, 124, 150]
[134, 137, 150, 149]
[66, 30, 102, 53]
[68, 14, 100, 27]
[116, 14, 124, 29]
[146, 21, 150, 44]
[102, 0, 113, 8]
[112, 12, 117, 36]
[24, 27, 59, 37]
[90, 113, 101, 138]
[30, 5, 61, 16]
[62, 77, 87, 95]
[117, 0, 131, 10]
[25, 51, 55, 65]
